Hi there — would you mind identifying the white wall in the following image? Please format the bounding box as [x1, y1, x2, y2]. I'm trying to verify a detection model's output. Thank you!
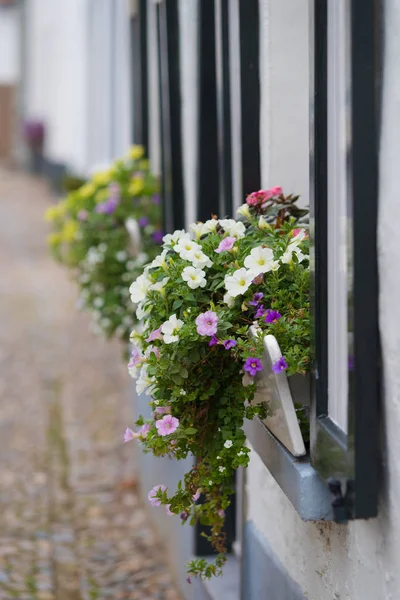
[246, 2, 400, 600]
[259, 0, 310, 207]
[147, 0, 161, 177]
[0, 5, 19, 84]
[24, 0, 131, 175]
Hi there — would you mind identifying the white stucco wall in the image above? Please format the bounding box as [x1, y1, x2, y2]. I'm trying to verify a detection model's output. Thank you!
[24, 0, 131, 175]
[0, 5, 19, 84]
[246, 2, 400, 600]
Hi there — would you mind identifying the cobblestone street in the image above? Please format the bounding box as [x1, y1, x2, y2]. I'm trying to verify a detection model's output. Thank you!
[0, 168, 181, 600]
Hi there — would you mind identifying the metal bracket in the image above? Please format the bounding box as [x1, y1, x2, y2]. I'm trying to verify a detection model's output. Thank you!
[328, 478, 354, 524]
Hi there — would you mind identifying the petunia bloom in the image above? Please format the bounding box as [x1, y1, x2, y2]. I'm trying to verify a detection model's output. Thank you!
[243, 357, 263, 377]
[255, 306, 267, 319]
[272, 356, 288, 373]
[224, 268, 254, 297]
[265, 309, 282, 324]
[196, 311, 218, 336]
[152, 230, 164, 244]
[215, 236, 236, 254]
[138, 216, 149, 227]
[161, 314, 184, 344]
[223, 339, 237, 350]
[155, 406, 172, 415]
[209, 334, 219, 347]
[193, 489, 201, 502]
[249, 292, 264, 306]
[124, 428, 135, 443]
[182, 266, 207, 289]
[146, 327, 163, 342]
[156, 414, 180, 436]
[148, 484, 167, 506]
[244, 246, 280, 276]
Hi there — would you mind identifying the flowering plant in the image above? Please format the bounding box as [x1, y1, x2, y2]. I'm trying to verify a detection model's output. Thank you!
[45, 146, 162, 341]
[125, 187, 310, 580]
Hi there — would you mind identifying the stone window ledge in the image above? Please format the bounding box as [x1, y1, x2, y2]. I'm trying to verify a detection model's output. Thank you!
[244, 417, 333, 521]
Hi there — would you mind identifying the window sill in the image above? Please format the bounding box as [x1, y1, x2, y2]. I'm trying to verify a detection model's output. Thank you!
[244, 417, 333, 521]
[194, 555, 240, 600]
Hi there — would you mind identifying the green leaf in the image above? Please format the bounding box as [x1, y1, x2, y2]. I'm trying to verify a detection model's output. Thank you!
[185, 428, 198, 435]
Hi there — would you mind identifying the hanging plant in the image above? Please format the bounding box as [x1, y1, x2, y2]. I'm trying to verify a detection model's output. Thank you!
[45, 146, 163, 342]
[125, 187, 310, 580]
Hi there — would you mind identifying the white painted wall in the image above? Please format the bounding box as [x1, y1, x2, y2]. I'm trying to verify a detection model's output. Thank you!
[246, 2, 400, 600]
[24, 0, 131, 175]
[0, 5, 19, 84]
[147, 0, 161, 177]
[259, 0, 309, 208]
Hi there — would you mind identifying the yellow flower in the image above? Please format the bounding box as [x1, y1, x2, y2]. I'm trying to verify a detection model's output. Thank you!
[129, 145, 144, 161]
[47, 232, 61, 247]
[95, 188, 109, 204]
[79, 182, 96, 199]
[92, 170, 111, 186]
[61, 220, 79, 242]
[44, 201, 66, 222]
[128, 177, 144, 196]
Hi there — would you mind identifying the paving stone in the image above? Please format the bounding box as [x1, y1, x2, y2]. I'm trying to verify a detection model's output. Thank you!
[0, 168, 182, 600]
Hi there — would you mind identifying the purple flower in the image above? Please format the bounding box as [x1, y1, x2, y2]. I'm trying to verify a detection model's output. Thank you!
[186, 577, 192, 585]
[265, 309, 282, 324]
[215, 236, 236, 254]
[138, 216, 149, 227]
[180, 511, 188, 521]
[166, 504, 175, 516]
[196, 311, 218, 336]
[223, 339, 237, 350]
[124, 427, 135, 443]
[209, 334, 219, 347]
[272, 356, 288, 373]
[95, 197, 118, 215]
[128, 347, 143, 368]
[146, 328, 163, 342]
[108, 182, 120, 197]
[152, 194, 161, 205]
[252, 273, 264, 285]
[137, 423, 150, 438]
[217, 509, 225, 518]
[243, 357, 263, 377]
[155, 406, 171, 415]
[148, 484, 167, 506]
[249, 292, 264, 306]
[255, 306, 267, 319]
[152, 230, 164, 244]
[193, 489, 201, 502]
[156, 415, 180, 436]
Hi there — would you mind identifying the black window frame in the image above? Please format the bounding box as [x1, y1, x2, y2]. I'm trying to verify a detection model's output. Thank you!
[310, 0, 381, 520]
[130, 0, 149, 152]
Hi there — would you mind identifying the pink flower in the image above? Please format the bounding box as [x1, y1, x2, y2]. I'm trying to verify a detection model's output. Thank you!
[148, 346, 160, 358]
[124, 427, 135, 443]
[215, 236, 236, 254]
[148, 484, 167, 506]
[155, 406, 171, 415]
[146, 327, 163, 342]
[218, 509, 225, 518]
[77, 209, 89, 221]
[136, 423, 150, 439]
[128, 346, 143, 368]
[196, 311, 218, 336]
[246, 187, 283, 206]
[193, 489, 201, 502]
[166, 504, 175, 516]
[268, 186, 283, 197]
[156, 414, 180, 436]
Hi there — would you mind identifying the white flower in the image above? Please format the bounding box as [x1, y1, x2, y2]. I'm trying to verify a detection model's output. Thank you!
[130, 329, 144, 350]
[149, 277, 170, 293]
[176, 238, 202, 261]
[136, 364, 155, 395]
[98, 243, 107, 253]
[127, 260, 136, 270]
[281, 244, 307, 265]
[129, 273, 152, 303]
[219, 466, 226, 473]
[224, 268, 253, 297]
[154, 399, 160, 405]
[191, 249, 213, 269]
[237, 451, 245, 456]
[150, 249, 169, 271]
[180, 390, 187, 396]
[116, 251, 127, 262]
[203, 219, 218, 233]
[219, 219, 246, 239]
[136, 302, 151, 320]
[136, 252, 149, 266]
[92, 283, 104, 294]
[161, 314, 184, 344]
[244, 246, 279, 275]
[208, 480, 213, 486]
[224, 440, 233, 448]
[258, 216, 269, 230]
[223, 292, 235, 307]
[93, 297, 104, 308]
[189, 222, 207, 240]
[181, 266, 207, 290]
[79, 273, 90, 284]
[216, 456, 221, 460]
[291, 228, 307, 244]
[86, 247, 102, 266]
[236, 204, 251, 219]
[101, 318, 111, 328]
[163, 229, 189, 247]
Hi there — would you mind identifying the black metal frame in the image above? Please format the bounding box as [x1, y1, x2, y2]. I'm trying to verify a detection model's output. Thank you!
[130, 0, 149, 151]
[239, 0, 261, 198]
[310, 0, 380, 520]
[156, 0, 184, 232]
